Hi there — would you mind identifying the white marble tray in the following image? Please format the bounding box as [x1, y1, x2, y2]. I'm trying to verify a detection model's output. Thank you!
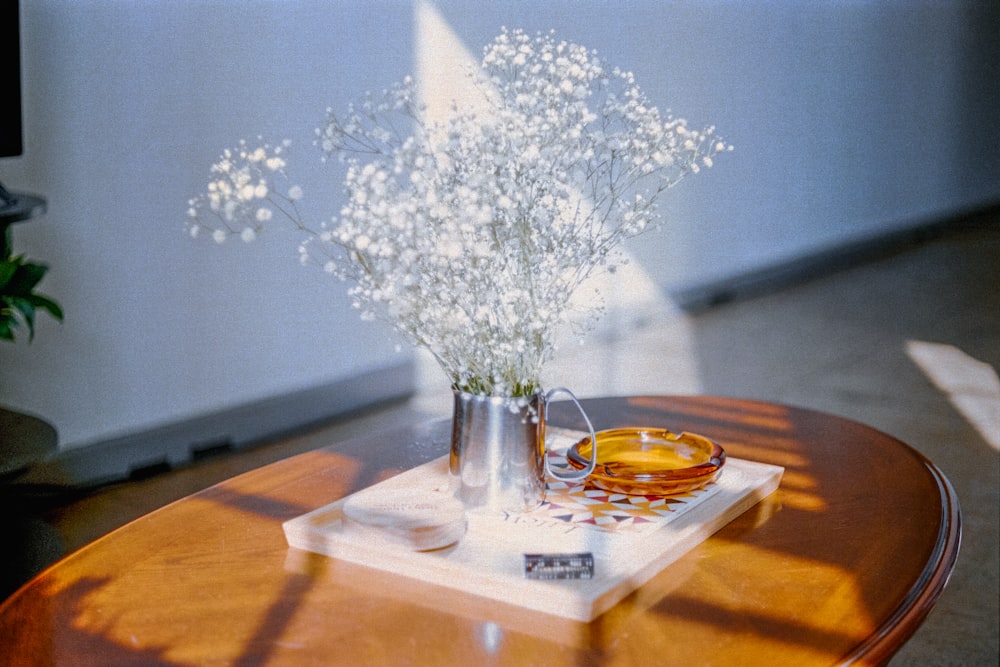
[283, 430, 783, 622]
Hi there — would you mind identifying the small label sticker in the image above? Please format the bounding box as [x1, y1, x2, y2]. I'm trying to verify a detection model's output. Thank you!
[524, 552, 595, 580]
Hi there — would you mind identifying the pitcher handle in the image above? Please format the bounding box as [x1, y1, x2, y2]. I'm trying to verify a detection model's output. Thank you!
[544, 387, 598, 482]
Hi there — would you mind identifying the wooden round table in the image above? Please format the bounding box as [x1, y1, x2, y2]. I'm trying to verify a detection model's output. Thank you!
[0, 396, 960, 666]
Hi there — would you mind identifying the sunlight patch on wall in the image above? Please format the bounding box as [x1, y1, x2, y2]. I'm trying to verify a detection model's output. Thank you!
[414, 0, 487, 123]
[410, 1, 699, 408]
[906, 340, 1000, 451]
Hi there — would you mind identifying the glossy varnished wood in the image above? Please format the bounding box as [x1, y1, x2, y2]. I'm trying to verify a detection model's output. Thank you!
[0, 397, 960, 666]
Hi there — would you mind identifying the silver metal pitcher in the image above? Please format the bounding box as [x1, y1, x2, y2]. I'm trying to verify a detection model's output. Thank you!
[449, 387, 597, 513]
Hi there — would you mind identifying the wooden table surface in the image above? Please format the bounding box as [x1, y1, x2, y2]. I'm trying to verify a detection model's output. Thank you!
[0, 396, 960, 666]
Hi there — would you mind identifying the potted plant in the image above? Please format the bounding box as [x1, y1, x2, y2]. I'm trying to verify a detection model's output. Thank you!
[0, 223, 64, 597]
[0, 224, 62, 342]
[1, 219, 62, 481]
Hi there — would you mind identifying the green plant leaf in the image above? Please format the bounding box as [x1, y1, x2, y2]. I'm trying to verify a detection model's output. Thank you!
[0, 260, 16, 288]
[5, 260, 47, 295]
[6, 295, 37, 341]
[0, 243, 63, 344]
[33, 294, 63, 321]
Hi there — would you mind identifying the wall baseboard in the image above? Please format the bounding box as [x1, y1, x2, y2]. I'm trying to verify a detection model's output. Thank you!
[21, 359, 416, 489]
[670, 203, 999, 311]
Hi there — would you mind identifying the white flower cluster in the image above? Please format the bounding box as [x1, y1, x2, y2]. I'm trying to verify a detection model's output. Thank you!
[187, 28, 730, 397]
[187, 138, 304, 244]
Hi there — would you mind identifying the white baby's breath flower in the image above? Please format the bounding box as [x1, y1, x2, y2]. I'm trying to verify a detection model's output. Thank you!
[186, 28, 729, 397]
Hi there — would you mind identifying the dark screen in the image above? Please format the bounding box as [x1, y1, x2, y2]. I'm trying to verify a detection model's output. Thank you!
[0, 1, 24, 158]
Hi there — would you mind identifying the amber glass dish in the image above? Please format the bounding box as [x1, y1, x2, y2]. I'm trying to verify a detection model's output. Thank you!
[566, 427, 726, 496]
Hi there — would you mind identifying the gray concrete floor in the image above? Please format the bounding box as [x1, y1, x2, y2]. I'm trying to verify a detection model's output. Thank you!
[12, 215, 999, 665]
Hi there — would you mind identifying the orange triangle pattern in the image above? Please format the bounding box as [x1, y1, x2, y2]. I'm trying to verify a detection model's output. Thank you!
[541, 480, 698, 532]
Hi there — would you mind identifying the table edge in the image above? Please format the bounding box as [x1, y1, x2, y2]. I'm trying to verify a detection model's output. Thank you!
[836, 451, 962, 666]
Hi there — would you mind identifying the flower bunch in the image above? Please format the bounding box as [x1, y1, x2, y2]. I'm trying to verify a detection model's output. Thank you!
[186, 138, 304, 244]
[187, 28, 730, 397]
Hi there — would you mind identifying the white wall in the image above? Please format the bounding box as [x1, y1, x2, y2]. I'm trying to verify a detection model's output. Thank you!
[431, 0, 1000, 290]
[1, 1, 998, 452]
[0, 0, 418, 450]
